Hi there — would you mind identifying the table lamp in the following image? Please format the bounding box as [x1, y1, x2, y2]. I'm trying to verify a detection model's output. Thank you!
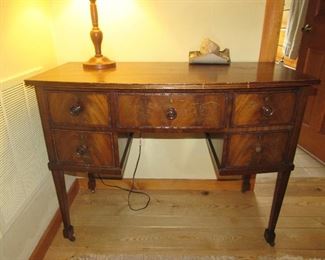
[83, 0, 116, 70]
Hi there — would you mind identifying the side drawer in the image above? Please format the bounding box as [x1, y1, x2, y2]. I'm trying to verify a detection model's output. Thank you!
[52, 130, 115, 167]
[117, 93, 226, 129]
[232, 92, 296, 127]
[224, 132, 289, 169]
[47, 91, 110, 127]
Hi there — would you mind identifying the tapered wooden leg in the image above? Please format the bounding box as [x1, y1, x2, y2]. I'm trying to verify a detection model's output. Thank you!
[241, 175, 251, 193]
[51, 170, 75, 241]
[88, 173, 96, 192]
[264, 170, 291, 246]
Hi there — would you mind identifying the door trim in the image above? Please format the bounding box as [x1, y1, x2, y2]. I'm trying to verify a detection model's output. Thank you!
[259, 0, 285, 62]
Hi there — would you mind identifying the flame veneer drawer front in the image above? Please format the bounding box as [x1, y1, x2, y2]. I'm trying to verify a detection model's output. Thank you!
[48, 91, 110, 127]
[232, 92, 296, 127]
[52, 130, 115, 167]
[117, 93, 226, 129]
[225, 132, 289, 169]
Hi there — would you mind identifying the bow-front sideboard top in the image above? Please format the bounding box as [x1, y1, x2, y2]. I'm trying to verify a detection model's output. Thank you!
[25, 62, 319, 246]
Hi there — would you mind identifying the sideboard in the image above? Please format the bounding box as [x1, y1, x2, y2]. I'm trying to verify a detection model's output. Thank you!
[25, 62, 319, 246]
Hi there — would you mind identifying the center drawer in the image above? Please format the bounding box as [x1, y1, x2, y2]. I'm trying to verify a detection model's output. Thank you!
[117, 93, 226, 129]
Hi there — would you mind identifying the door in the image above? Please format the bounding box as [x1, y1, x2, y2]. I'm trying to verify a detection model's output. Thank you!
[297, 0, 325, 162]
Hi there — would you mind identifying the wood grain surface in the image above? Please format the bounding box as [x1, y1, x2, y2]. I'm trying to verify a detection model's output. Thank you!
[231, 91, 296, 127]
[25, 62, 319, 89]
[226, 132, 288, 169]
[117, 93, 225, 129]
[48, 91, 110, 128]
[52, 130, 115, 167]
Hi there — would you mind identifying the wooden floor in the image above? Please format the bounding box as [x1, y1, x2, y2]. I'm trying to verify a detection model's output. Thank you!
[44, 149, 325, 259]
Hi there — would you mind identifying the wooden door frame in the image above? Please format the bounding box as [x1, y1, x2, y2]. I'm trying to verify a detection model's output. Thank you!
[259, 0, 285, 62]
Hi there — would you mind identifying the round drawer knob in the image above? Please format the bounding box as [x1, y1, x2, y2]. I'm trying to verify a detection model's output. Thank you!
[166, 107, 177, 120]
[262, 105, 274, 118]
[255, 144, 262, 153]
[70, 104, 83, 116]
[76, 144, 88, 157]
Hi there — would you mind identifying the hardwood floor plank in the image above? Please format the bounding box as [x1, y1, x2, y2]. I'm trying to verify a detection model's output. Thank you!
[71, 215, 325, 229]
[72, 215, 267, 228]
[45, 247, 325, 260]
[50, 226, 268, 249]
[78, 179, 244, 191]
[254, 182, 325, 197]
[52, 226, 325, 249]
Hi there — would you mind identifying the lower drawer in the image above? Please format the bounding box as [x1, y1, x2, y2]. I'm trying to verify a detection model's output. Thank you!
[52, 130, 115, 167]
[224, 132, 289, 170]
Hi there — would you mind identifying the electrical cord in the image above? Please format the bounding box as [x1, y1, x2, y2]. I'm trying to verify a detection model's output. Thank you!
[97, 136, 151, 211]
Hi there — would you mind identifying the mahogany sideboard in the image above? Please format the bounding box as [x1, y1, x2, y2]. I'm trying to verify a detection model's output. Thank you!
[25, 62, 319, 246]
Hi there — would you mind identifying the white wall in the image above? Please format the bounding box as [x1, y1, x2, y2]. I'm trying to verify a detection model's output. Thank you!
[50, 0, 266, 179]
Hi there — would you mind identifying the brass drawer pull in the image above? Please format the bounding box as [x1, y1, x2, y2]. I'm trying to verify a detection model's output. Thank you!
[302, 23, 312, 32]
[262, 105, 274, 118]
[166, 107, 177, 120]
[70, 104, 83, 116]
[76, 144, 88, 157]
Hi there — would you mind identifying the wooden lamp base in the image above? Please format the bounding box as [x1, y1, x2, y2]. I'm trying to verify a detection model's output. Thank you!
[83, 0, 116, 70]
[83, 55, 116, 70]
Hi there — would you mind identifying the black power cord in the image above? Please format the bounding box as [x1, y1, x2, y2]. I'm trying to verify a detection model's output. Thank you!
[97, 137, 151, 211]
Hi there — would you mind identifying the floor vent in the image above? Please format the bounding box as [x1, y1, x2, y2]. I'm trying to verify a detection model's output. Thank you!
[0, 68, 50, 234]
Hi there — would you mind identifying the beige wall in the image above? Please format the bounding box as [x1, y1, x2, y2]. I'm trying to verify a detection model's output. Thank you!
[0, 0, 57, 80]
[51, 0, 266, 63]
